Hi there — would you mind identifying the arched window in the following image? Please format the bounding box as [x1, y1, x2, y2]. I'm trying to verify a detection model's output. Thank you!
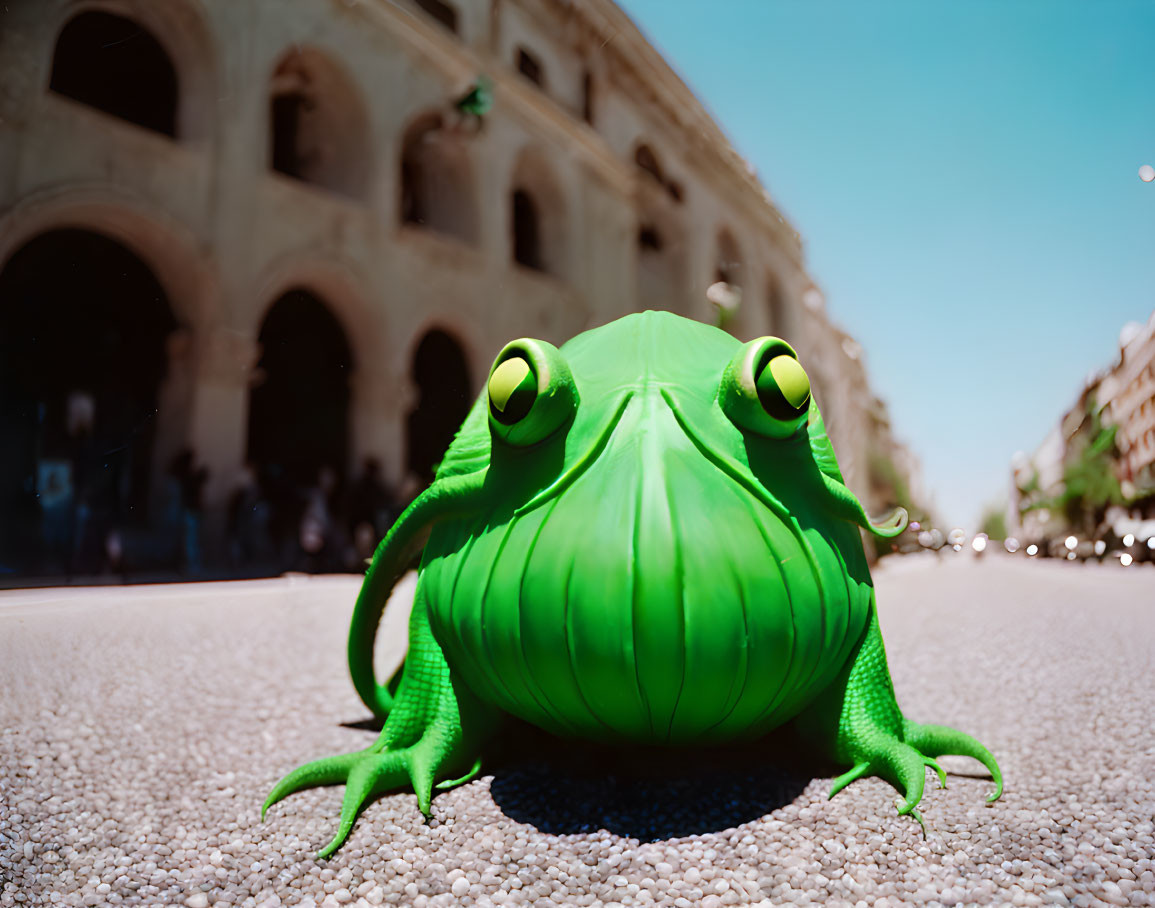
[406, 329, 471, 484]
[635, 144, 664, 186]
[248, 289, 353, 494]
[582, 70, 594, 124]
[268, 49, 370, 199]
[516, 47, 544, 87]
[510, 148, 566, 278]
[638, 224, 662, 252]
[512, 190, 541, 271]
[0, 229, 178, 571]
[50, 12, 178, 136]
[400, 113, 478, 244]
[414, 0, 458, 33]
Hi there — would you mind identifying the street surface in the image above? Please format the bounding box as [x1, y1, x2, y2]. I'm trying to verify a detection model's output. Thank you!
[1, 556, 1153, 907]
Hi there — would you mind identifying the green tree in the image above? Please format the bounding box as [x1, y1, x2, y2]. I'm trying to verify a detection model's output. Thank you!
[1023, 398, 1122, 537]
[977, 506, 1008, 541]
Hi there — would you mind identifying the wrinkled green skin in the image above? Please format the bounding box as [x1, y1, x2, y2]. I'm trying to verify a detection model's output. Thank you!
[264, 312, 1002, 858]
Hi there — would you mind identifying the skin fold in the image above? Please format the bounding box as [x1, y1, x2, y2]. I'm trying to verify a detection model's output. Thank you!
[263, 311, 1002, 858]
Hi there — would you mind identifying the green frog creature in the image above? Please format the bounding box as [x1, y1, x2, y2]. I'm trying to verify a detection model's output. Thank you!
[263, 311, 1002, 858]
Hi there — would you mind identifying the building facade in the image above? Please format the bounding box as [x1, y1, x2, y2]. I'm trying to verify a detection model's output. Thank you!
[0, 0, 909, 571]
[1099, 314, 1155, 492]
[1012, 314, 1155, 544]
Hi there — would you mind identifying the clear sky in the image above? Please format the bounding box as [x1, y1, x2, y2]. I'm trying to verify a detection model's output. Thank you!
[615, 0, 1155, 530]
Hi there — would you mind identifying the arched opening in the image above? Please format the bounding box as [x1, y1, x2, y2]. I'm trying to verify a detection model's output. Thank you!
[400, 113, 478, 244]
[247, 289, 353, 562]
[512, 189, 541, 271]
[635, 144, 664, 186]
[50, 11, 178, 137]
[582, 70, 594, 124]
[516, 47, 544, 88]
[0, 229, 177, 573]
[406, 329, 471, 485]
[633, 141, 682, 203]
[268, 48, 370, 199]
[511, 148, 566, 278]
[414, 0, 458, 33]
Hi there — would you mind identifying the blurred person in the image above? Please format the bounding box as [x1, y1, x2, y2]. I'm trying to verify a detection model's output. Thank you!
[169, 448, 208, 575]
[345, 457, 391, 570]
[226, 464, 270, 572]
[347, 457, 391, 535]
[37, 459, 73, 574]
[298, 466, 342, 572]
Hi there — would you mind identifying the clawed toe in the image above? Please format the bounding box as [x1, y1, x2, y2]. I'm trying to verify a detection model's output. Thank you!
[263, 749, 414, 858]
[828, 722, 1002, 834]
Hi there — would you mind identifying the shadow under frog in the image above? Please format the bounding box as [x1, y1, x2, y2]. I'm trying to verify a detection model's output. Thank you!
[263, 311, 1002, 858]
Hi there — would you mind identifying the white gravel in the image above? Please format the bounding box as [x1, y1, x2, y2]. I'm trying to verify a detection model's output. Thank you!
[2, 557, 1153, 907]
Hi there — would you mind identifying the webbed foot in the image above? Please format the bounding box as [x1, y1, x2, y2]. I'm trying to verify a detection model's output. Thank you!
[262, 741, 482, 858]
[826, 720, 999, 833]
[799, 599, 1003, 832]
[261, 583, 496, 858]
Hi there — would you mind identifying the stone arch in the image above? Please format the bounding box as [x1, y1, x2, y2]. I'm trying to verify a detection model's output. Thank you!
[0, 228, 179, 572]
[399, 110, 478, 244]
[247, 255, 378, 373]
[634, 143, 664, 186]
[405, 327, 473, 485]
[632, 140, 682, 203]
[516, 45, 545, 88]
[267, 46, 371, 199]
[246, 289, 355, 554]
[45, 0, 216, 142]
[510, 146, 567, 279]
[0, 184, 214, 333]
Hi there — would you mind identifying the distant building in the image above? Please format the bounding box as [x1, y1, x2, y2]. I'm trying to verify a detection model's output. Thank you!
[0, 0, 914, 571]
[1099, 314, 1155, 494]
[1012, 313, 1155, 543]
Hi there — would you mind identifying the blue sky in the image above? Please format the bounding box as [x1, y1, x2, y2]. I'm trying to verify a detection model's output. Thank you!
[616, 0, 1155, 529]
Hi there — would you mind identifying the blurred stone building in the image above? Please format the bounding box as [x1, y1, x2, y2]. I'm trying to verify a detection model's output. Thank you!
[1012, 313, 1155, 545]
[1099, 314, 1155, 493]
[0, 0, 913, 572]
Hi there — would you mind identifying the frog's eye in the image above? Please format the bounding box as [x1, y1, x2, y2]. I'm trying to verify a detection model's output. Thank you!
[487, 338, 579, 446]
[719, 336, 811, 439]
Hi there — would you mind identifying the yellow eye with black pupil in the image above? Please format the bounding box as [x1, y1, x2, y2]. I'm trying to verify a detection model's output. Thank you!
[756, 354, 811, 421]
[488, 356, 537, 424]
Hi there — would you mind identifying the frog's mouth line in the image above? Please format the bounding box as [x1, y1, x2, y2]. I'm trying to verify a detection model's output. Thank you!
[513, 385, 903, 540]
[660, 388, 797, 525]
[513, 386, 799, 531]
[512, 391, 634, 518]
[512, 386, 812, 532]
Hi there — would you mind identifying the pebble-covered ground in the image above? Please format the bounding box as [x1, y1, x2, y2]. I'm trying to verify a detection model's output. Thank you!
[2, 556, 1153, 907]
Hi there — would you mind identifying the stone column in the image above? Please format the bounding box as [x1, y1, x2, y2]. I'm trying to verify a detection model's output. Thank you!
[349, 365, 414, 494]
[186, 327, 260, 563]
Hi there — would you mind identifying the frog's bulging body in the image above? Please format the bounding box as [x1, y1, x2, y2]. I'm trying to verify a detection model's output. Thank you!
[264, 312, 1002, 857]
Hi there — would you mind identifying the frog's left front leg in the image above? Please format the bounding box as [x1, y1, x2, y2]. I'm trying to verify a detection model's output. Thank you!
[797, 596, 1003, 830]
[263, 584, 498, 858]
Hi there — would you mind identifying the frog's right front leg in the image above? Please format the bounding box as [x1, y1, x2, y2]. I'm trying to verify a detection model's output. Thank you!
[263, 584, 498, 858]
